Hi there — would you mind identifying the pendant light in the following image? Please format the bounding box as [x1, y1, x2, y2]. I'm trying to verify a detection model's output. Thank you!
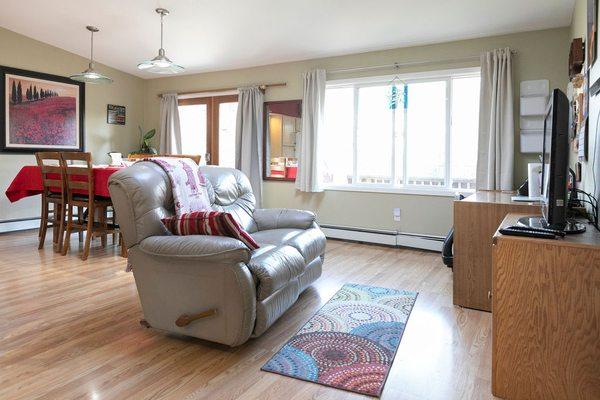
[137, 8, 184, 74]
[70, 26, 113, 84]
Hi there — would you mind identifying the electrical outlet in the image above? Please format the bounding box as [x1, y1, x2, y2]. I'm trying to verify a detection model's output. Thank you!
[393, 208, 401, 222]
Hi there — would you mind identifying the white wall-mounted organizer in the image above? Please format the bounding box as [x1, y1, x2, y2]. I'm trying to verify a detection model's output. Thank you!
[520, 80, 550, 153]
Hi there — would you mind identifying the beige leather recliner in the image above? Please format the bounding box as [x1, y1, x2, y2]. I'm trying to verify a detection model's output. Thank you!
[108, 162, 326, 346]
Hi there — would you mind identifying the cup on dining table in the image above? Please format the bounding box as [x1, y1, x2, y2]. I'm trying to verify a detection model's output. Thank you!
[108, 152, 123, 166]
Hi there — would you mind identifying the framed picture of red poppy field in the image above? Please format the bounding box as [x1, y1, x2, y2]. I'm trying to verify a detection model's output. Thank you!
[1, 65, 84, 153]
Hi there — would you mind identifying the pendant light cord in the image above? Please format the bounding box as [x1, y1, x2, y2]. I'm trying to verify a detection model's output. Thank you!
[90, 30, 94, 64]
[160, 12, 164, 50]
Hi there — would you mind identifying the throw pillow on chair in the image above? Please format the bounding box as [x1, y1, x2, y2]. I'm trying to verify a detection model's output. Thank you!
[162, 211, 260, 250]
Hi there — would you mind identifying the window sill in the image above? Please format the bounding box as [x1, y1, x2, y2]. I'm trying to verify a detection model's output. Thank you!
[323, 184, 474, 197]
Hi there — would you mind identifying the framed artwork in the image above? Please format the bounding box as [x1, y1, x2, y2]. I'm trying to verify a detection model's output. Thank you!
[588, 0, 598, 69]
[0, 65, 85, 153]
[107, 104, 126, 125]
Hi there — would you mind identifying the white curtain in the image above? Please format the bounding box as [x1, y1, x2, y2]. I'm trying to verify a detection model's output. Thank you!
[296, 69, 326, 192]
[476, 48, 514, 191]
[158, 93, 182, 154]
[235, 86, 264, 206]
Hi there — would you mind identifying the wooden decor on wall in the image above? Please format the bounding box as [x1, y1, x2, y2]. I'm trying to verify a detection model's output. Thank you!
[569, 37, 585, 79]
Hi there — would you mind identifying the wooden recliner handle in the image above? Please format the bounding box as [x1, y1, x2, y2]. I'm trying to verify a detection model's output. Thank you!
[175, 308, 217, 327]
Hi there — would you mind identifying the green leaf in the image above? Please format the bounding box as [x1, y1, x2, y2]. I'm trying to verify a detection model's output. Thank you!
[143, 129, 156, 140]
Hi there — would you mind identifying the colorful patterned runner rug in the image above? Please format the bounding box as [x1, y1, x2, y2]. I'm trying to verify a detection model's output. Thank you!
[261, 283, 418, 397]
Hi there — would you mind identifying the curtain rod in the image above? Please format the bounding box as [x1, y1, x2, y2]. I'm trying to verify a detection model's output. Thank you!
[158, 82, 287, 98]
[328, 50, 518, 74]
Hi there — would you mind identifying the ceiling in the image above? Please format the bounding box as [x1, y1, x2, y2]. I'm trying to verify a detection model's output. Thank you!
[0, 0, 575, 79]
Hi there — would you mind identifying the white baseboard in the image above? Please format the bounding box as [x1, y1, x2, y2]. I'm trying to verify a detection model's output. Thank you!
[0, 218, 40, 233]
[0, 219, 445, 252]
[321, 225, 444, 252]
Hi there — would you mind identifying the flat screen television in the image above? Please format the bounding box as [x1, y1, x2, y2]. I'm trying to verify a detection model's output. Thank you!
[519, 88, 585, 233]
[541, 88, 569, 229]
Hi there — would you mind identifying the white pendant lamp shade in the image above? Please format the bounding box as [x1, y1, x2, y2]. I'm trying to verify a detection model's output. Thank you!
[138, 8, 184, 74]
[70, 26, 113, 84]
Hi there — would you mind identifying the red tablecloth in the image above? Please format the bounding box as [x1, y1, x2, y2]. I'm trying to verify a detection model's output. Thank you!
[5, 165, 124, 202]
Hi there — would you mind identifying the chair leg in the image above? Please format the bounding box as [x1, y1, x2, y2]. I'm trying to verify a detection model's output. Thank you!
[56, 202, 66, 253]
[38, 197, 45, 238]
[62, 204, 74, 256]
[82, 204, 94, 261]
[77, 206, 83, 243]
[52, 204, 59, 245]
[100, 206, 107, 248]
[112, 208, 117, 245]
[38, 198, 48, 250]
[120, 235, 128, 258]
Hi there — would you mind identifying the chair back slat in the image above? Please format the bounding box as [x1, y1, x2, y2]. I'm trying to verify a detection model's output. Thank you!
[65, 167, 92, 176]
[128, 153, 202, 165]
[60, 152, 94, 201]
[66, 181, 90, 190]
[43, 179, 64, 188]
[40, 165, 62, 174]
[36, 152, 65, 198]
[62, 152, 91, 161]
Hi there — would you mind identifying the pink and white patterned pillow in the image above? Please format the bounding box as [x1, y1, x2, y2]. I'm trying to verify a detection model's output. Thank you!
[161, 211, 260, 250]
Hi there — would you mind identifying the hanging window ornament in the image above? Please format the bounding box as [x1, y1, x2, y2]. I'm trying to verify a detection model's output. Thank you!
[388, 85, 398, 110]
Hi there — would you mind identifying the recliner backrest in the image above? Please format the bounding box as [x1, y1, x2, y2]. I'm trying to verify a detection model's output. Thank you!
[200, 166, 257, 232]
[108, 162, 257, 248]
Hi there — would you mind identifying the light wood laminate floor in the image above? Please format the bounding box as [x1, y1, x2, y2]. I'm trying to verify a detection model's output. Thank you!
[0, 231, 495, 400]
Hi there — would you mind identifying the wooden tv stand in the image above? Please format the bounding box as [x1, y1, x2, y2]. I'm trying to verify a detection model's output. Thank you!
[453, 191, 540, 311]
[492, 213, 600, 399]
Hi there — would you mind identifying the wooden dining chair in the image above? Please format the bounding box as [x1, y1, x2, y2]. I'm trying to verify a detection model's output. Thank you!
[35, 152, 66, 252]
[60, 152, 119, 260]
[127, 153, 202, 164]
[163, 154, 202, 164]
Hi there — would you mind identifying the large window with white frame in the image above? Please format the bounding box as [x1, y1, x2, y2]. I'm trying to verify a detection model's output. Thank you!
[321, 68, 480, 192]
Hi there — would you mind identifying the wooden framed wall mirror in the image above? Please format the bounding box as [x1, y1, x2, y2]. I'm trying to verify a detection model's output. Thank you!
[263, 100, 301, 181]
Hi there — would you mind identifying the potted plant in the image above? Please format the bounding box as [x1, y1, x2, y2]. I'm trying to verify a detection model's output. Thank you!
[130, 126, 158, 155]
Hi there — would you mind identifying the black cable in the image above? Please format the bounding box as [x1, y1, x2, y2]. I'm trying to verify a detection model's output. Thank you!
[575, 188, 598, 204]
[592, 105, 600, 200]
[571, 188, 600, 231]
[574, 189, 598, 213]
[576, 198, 597, 215]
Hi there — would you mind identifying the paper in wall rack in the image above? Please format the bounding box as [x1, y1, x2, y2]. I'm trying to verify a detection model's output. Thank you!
[519, 80, 549, 153]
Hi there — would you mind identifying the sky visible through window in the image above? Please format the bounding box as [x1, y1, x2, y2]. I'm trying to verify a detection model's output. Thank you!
[179, 104, 207, 162]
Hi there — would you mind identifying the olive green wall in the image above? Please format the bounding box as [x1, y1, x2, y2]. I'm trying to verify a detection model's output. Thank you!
[144, 28, 570, 236]
[0, 27, 146, 223]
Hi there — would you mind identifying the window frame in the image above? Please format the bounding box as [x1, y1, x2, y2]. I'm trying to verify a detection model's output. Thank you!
[324, 67, 480, 196]
[178, 94, 238, 165]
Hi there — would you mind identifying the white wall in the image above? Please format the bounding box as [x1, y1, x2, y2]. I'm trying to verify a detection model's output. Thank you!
[0, 27, 146, 223]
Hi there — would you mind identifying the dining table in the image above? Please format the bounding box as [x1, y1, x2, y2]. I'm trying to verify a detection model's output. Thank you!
[5, 165, 125, 202]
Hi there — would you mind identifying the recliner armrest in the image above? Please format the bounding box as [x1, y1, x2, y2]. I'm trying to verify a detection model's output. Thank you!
[138, 235, 251, 264]
[253, 208, 316, 231]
